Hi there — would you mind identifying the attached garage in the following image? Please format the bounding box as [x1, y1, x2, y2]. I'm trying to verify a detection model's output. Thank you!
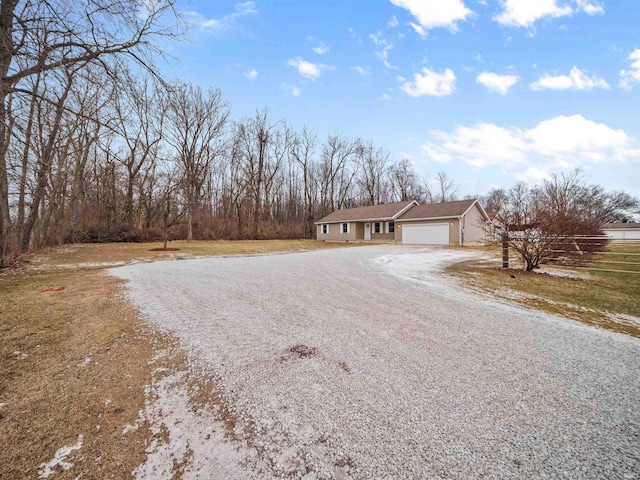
[401, 223, 449, 245]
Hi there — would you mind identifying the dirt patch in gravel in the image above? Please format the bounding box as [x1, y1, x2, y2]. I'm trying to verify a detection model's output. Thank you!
[288, 344, 318, 358]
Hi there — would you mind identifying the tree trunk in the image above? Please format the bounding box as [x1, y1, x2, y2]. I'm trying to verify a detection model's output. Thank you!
[0, 0, 17, 265]
[20, 74, 73, 251]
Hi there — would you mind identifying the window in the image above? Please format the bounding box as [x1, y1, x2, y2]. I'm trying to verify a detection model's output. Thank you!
[322, 224, 328, 234]
[388, 221, 395, 233]
[341, 223, 350, 234]
[374, 222, 381, 233]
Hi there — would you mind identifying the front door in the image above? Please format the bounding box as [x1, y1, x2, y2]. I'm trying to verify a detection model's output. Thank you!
[364, 223, 371, 240]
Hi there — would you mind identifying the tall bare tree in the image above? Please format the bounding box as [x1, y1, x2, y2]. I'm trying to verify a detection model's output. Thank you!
[424, 171, 457, 204]
[318, 134, 356, 213]
[163, 82, 229, 241]
[289, 126, 318, 238]
[113, 72, 164, 227]
[356, 140, 390, 206]
[389, 158, 422, 202]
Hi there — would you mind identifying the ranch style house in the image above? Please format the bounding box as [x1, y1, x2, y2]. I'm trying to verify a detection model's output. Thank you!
[315, 199, 490, 246]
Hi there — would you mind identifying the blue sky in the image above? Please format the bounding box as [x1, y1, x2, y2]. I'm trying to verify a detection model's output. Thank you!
[166, 0, 640, 199]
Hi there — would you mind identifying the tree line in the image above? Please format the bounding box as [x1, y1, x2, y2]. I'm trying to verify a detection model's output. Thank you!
[1, 1, 637, 268]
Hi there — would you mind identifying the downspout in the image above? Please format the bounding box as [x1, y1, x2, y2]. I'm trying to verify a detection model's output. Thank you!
[459, 215, 464, 246]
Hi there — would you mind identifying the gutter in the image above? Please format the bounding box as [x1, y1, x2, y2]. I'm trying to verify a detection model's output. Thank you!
[314, 217, 395, 225]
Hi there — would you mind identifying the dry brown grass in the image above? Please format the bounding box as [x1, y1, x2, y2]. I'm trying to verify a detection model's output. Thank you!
[448, 243, 640, 338]
[0, 267, 160, 478]
[0, 239, 355, 478]
[31, 239, 359, 268]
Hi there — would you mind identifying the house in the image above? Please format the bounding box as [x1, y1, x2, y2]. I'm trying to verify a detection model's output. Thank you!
[486, 211, 505, 241]
[315, 199, 490, 246]
[602, 222, 640, 240]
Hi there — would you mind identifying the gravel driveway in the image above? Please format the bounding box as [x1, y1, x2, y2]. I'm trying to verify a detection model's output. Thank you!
[112, 246, 640, 479]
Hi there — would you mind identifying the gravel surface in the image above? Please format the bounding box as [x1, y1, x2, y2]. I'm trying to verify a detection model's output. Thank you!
[112, 246, 640, 479]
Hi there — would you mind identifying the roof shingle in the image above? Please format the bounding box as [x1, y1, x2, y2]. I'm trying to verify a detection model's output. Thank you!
[316, 200, 416, 223]
[397, 199, 477, 220]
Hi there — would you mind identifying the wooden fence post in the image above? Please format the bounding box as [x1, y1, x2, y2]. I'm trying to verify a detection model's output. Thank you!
[502, 231, 509, 268]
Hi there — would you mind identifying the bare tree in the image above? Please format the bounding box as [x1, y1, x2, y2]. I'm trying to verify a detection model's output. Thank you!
[290, 126, 318, 238]
[423, 171, 457, 204]
[19, 64, 79, 251]
[501, 178, 613, 271]
[540, 169, 638, 224]
[113, 72, 164, 227]
[481, 187, 509, 214]
[318, 134, 356, 213]
[356, 140, 390, 205]
[389, 158, 422, 202]
[163, 82, 229, 240]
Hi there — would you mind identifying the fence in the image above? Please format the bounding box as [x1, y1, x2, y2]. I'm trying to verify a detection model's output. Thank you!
[501, 233, 640, 275]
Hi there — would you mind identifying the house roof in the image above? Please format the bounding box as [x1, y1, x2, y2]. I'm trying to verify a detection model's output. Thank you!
[397, 199, 481, 221]
[603, 222, 640, 229]
[315, 200, 416, 224]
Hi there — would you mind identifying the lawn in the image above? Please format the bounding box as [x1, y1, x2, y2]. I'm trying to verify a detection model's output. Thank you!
[447, 242, 640, 338]
[30, 238, 359, 267]
[0, 239, 354, 478]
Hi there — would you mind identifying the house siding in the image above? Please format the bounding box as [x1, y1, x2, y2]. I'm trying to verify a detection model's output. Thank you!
[316, 222, 358, 241]
[396, 218, 461, 246]
[462, 204, 488, 245]
[371, 232, 394, 241]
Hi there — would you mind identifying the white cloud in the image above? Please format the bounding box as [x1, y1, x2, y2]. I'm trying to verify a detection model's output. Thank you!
[390, 0, 473, 31]
[400, 68, 456, 97]
[517, 166, 554, 182]
[425, 122, 528, 165]
[369, 32, 397, 68]
[388, 15, 399, 27]
[619, 48, 640, 90]
[530, 66, 609, 91]
[494, 0, 604, 28]
[348, 27, 362, 44]
[476, 71, 520, 94]
[244, 69, 258, 80]
[312, 44, 329, 55]
[422, 115, 637, 175]
[380, 93, 392, 101]
[376, 44, 397, 69]
[526, 115, 630, 160]
[187, 1, 257, 30]
[369, 32, 388, 46]
[282, 84, 301, 97]
[576, 0, 605, 15]
[287, 57, 332, 80]
[409, 22, 427, 37]
[353, 66, 370, 76]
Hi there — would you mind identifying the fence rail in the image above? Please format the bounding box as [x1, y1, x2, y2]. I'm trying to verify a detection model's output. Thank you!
[501, 233, 640, 274]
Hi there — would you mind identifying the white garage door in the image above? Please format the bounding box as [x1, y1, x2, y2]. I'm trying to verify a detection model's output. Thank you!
[402, 223, 450, 245]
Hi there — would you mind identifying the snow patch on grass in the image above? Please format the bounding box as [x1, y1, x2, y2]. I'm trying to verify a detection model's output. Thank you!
[37, 435, 83, 479]
[131, 368, 257, 479]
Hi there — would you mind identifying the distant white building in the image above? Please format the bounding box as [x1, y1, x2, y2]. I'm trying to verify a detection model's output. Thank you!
[603, 223, 640, 240]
